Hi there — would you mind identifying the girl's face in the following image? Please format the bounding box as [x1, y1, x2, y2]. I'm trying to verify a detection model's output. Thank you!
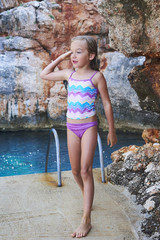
[70, 40, 94, 69]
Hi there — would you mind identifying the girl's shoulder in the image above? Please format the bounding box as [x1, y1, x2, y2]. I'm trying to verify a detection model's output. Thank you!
[92, 71, 105, 85]
[95, 71, 104, 79]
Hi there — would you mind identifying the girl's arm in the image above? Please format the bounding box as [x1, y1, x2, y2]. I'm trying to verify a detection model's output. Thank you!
[40, 51, 72, 81]
[95, 72, 117, 147]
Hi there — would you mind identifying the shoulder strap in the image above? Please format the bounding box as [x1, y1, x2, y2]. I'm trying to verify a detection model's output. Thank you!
[89, 71, 98, 80]
[69, 71, 75, 79]
[89, 71, 98, 90]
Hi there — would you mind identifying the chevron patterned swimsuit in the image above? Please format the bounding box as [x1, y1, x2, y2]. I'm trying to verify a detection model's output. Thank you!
[66, 71, 98, 138]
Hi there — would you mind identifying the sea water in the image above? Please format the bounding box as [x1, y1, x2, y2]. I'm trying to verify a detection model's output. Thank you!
[0, 130, 145, 177]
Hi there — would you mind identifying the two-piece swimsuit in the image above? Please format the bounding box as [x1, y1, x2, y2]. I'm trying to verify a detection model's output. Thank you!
[66, 71, 98, 138]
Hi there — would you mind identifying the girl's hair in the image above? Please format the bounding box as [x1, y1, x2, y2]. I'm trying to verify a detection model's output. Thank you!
[71, 35, 99, 71]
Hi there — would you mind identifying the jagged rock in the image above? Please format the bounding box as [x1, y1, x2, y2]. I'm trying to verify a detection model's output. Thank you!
[146, 185, 160, 196]
[128, 174, 145, 195]
[111, 143, 160, 163]
[143, 196, 156, 212]
[141, 206, 160, 239]
[145, 162, 160, 174]
[0, 36, 41, 51]
[0, 1, 55, 47]
[0, 35, 54, 129]
[128, 63, 160, 114]
[142, 129, 160, 144]
[98, 0, 160, 57]
[107, 141, 160, 239]
[0, 0, 19, 11]
[111, 145, 138, 163]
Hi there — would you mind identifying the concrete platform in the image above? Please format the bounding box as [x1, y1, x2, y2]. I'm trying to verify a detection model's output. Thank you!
[0, 169, 144, 240]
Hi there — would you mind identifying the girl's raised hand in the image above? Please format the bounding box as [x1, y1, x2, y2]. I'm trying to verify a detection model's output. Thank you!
[59, 51, 72, 61]
[40, 50, 72, 81]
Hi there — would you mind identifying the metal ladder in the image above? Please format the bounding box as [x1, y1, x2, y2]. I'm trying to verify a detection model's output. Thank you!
[45, 128, 106, 187]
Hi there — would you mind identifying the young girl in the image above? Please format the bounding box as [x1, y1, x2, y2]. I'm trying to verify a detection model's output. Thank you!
[40, 35, 117, 238]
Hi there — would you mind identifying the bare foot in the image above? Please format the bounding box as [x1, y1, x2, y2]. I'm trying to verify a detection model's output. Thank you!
[71, 220, 92, 238]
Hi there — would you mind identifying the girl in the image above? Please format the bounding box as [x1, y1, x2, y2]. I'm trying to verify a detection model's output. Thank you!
[40, 35, 117, 238]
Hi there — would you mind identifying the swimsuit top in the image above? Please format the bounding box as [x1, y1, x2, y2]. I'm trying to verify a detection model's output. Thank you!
[67, 71, 98, 120]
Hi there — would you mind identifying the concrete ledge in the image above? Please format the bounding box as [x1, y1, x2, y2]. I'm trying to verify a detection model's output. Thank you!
[0, 169, 144, 240]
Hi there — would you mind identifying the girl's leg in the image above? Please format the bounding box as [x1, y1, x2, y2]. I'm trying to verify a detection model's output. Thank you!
[72, 125, 97, 238]
[67, 128, 84, 193]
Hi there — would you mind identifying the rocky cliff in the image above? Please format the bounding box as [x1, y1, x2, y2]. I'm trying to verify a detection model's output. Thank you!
[0, 0, 159, 130]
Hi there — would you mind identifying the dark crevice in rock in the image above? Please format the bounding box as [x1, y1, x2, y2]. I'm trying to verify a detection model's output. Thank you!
[33, 37, 50, 55]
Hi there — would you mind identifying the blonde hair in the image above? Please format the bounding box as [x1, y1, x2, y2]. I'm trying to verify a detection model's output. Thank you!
[71, 35, 99, 71]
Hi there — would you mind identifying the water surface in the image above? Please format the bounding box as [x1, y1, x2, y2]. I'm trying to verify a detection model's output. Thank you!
[0, 130, 145, 177]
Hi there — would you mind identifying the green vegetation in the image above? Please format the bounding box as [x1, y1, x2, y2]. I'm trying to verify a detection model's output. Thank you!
[5, 36, 11, 39]
[49, 14, 55, 20]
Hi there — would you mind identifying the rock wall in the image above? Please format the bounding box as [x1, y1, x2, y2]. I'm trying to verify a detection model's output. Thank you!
[98, 0, 160, 57]
[0, 0, 160, 130]
[98, 0, 160, 131]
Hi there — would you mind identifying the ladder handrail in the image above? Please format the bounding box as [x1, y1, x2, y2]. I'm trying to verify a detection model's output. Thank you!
[98, 133, 106, 183]
[45, 128, 62, 187]
[45, 129, 106, 186]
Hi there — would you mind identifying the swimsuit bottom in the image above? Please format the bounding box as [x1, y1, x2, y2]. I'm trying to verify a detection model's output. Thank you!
[66, 121, 98, 139]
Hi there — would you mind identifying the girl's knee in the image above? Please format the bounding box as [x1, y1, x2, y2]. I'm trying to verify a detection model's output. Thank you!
[81, 167, 92, 180]
[72, 168, 81, 177]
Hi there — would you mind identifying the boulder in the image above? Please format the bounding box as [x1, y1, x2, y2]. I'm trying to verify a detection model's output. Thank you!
[142, 129, 160, 143]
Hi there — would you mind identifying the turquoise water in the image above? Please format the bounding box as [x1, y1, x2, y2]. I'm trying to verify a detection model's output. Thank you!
[0, 130, 145, 177]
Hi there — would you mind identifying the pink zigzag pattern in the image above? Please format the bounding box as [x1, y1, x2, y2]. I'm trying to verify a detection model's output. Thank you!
[68, 108, 94, 114]
[68, 91, 96, 98]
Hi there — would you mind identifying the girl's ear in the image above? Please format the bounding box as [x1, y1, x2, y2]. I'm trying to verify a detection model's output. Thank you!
[89, 53, 95, 61]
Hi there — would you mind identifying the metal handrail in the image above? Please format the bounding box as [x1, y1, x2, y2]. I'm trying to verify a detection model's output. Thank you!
[45, 129, 106, 186]
[45, 128, 62, 187]
[97, 133, 106, 183]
